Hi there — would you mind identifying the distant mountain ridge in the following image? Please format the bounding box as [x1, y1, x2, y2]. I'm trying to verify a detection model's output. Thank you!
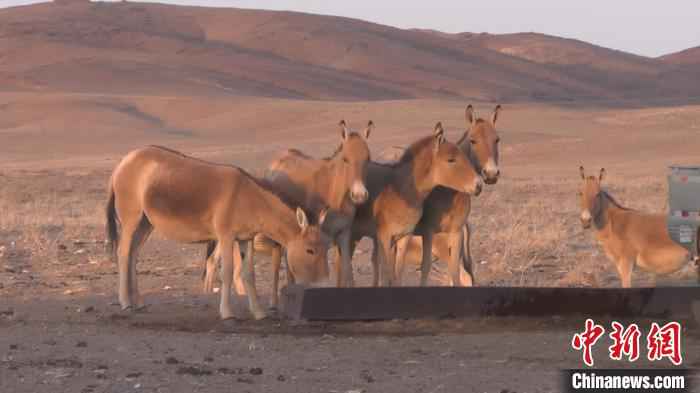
[659, 46, 700, 65]
[0, 1, 698, 104]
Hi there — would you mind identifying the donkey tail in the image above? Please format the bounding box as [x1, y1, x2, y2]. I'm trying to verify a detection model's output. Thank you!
[105, 178, 119, 259]
[461, 224, 475, 284]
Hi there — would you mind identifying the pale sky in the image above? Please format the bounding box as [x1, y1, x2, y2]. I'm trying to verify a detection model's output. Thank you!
[2, 0, 699, 57]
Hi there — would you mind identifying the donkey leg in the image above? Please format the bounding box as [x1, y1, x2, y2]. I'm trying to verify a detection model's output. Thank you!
[377, 235, 396, 287]
[419, 232, 434, 286]
[270, 245, 282, 310]
[129, 215, 153, 309]
[117, 228, 136, 310]
[116, 214, 144, 310]
[203, 243, 219, 293]
[337, 231, 355, 287]
[233, 241, 247, 296]
[446, 231, 464, 287]
[332, 245, 343, 287]
[241, 240, 266, 320]
[218, 236, 235, 320]
[370, 238, 380, 287]
[616, 258, 633, 288]
[394, 236, 411, 286]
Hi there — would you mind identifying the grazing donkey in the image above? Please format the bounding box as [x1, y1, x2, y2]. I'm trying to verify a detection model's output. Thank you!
[105, 145, 329, 320]
[203, 120, 372, 305]
[340, 122, 483, 286]
[578, 166, 694, 288]
[395, 105, 501, 286]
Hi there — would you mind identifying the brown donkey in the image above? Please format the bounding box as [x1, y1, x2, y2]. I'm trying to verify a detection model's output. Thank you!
[105, 146, 329, 320]
[578, 167, 693, 287]
[395, 105, 501, 286]
[203, 120, 372, 305]
[340, 122, 483, 286]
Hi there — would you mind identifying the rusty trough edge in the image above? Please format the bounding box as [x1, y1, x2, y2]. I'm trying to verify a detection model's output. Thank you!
[280, 285, 700, 321]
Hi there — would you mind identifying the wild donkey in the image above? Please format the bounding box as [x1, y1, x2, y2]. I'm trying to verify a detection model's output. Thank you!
[105, 146, 330, 320]
[338, 123, 483, 286]
[395, 105, 501, 286]
[203, 120, 372, 305]
[578, 166, 696, 287]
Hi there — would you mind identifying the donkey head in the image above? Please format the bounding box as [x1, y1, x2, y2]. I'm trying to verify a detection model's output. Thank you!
[431, 122, 483, 196]
[578, 166, 605, 229]
[285, 207, 331, 283]
[338, 120, 372, 204]
[463, 104, 501, 185]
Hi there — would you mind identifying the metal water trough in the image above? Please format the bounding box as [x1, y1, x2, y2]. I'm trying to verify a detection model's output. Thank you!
[281, 285, 700, 321]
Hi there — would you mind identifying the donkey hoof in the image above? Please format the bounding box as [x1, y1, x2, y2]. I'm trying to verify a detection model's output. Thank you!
[134, 304, 148, 313]
[220, 312, 235, 321]
[252, 310, 267, 320]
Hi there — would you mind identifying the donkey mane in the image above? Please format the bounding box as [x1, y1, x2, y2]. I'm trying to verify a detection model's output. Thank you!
[601, 190, 634, 212]
[373, 135, 435, 169]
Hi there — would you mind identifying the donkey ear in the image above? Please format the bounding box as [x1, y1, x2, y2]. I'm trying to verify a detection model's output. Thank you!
[599, 168, 606, 182]
[318, 206, 329, 227]
[434, 121, 444, 137]
[465, 105, 475, 126]
[492, 104, 502, 125]
[434, 122, 445, 152]
[364, 120, 373, 139]
[296, 207, 309, 231]
[579, 166, 585, 180]
[339, 120, 349, 141]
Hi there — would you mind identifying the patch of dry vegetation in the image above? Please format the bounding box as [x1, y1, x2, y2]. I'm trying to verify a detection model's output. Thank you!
[0, 171, 111, 297]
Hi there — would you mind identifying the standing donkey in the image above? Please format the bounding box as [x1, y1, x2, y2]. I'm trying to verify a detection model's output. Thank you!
[339, 122, 483, 286]
[395, 105, 501, 287]
[105, 145, 330, 320]
[203, 120, 372, 305]
[578, 166, 696, 287]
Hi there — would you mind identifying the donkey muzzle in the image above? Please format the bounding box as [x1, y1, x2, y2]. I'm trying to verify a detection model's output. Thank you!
[580, 210, 592, 229]
[350, 181, 369, 204]
[482, 169, 500, 185]
[468, 178, 483, 196]
[482, 161, 500, 185]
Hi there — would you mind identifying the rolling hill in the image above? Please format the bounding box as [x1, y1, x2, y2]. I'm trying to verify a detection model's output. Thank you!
[0, 1, 698, 104]
[660, 46, 700, 65]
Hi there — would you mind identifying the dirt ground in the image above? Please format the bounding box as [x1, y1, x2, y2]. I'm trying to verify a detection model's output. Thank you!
[2, 97, 700, 392]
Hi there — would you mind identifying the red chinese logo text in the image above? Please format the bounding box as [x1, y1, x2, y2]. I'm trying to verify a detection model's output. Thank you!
[571, 320, 682, 366]
[571, 319, 606, 367]
[647, 322, 683, 366]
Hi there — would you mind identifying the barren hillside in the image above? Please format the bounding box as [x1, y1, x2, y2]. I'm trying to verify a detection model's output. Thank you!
[660, 46, 700, 65]
[0, 1, 698, 103]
